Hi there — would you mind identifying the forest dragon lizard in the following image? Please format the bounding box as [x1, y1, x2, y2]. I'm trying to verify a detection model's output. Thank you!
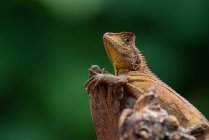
[85, 32, 209, 127]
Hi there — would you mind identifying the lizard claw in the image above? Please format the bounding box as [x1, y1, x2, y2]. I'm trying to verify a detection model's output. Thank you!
[88, 68, 100, 75]
[85, 74, 105, 94]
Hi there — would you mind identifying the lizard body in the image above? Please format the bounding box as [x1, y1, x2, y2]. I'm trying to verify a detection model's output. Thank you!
[85, 32, 208, 127]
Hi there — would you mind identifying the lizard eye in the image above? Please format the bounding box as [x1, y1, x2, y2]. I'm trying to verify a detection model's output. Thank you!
[123, 36, 133, 45]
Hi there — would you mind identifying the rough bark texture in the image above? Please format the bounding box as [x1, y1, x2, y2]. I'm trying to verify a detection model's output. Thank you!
[119, 88, 208, 140]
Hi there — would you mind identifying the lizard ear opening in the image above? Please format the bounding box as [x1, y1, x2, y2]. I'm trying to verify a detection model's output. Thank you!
[132, 56, 141, 71]
[135, 56, 141, 65]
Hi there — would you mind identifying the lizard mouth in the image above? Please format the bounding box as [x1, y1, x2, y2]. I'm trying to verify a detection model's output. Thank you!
[103, 32, 120, 50]
[103, 34, 114, 62]
[103, 33, 116, 54]
[103, 32, 113, 45]
[103, 32, 123, 68]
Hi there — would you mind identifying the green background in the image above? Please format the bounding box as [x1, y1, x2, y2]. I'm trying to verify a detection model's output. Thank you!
[0, 0, 209, 140]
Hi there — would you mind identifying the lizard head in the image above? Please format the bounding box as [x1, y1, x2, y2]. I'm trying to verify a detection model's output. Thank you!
[103, 32, 144, 75]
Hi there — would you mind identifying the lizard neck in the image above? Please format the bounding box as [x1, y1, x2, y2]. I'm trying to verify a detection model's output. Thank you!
[114, 52, 150, 76]
[114, 65, 151, 76]
[114, 67, 129, 76]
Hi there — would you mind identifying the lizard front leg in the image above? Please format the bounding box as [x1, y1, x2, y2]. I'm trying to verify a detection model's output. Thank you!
[85, 65, 128, 94]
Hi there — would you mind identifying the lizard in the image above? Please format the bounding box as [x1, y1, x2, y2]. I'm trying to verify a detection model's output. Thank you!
[85, 32, 209, 127]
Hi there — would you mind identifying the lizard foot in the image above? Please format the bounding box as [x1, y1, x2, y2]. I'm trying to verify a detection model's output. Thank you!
[85, 70, 106, 93]
[85, 65, 128, 95]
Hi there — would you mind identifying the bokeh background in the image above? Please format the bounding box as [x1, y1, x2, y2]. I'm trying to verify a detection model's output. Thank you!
[0, 0, 209, 140]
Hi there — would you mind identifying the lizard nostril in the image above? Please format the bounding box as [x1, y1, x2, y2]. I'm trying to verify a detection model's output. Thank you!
[103, 32, 114, 41]
[104, 32, 114, 37]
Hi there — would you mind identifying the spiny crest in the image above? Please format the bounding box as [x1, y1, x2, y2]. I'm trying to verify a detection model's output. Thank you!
[137, 49, 162, 82]
[137, 49, 147, 70]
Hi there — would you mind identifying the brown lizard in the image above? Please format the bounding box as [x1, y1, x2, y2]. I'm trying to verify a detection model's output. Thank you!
[85, 32, 209, 127]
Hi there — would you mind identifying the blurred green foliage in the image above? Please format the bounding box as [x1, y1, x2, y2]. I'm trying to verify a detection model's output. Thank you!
[0, 0, 209, 140]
